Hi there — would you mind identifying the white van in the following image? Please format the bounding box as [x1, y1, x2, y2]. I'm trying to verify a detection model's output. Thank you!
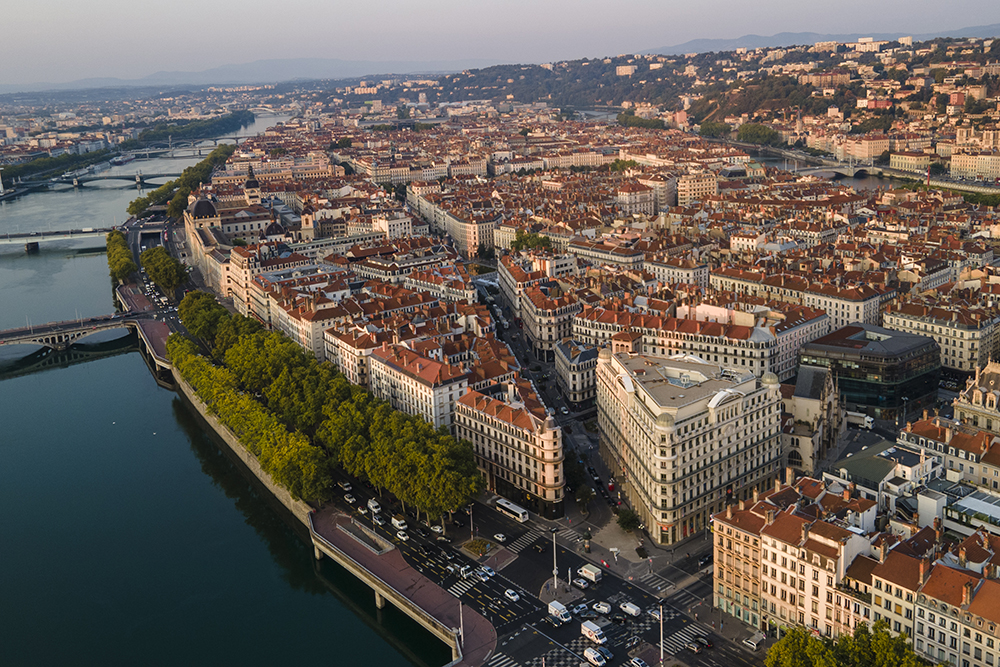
[619, 601, 641, 617]
[391, 514, 408, 530]
[742, 633, 765, 651]
[368, 498, 382, 514]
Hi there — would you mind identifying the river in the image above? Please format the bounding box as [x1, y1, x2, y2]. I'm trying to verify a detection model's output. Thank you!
[0, 114, 448, 667]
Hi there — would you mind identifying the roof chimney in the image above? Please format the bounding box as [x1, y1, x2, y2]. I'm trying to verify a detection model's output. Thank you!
[766, 509, 776, 524]
[843, 487, 851, 502]
[963, 580, 973, 607]
[801, 523, 810, 544]
[879, 541, 887, 563]
[960, 547, 967, 568]
[946, 427, 953, 444]
[786, 466, 795, 485]
[775, 478, 781, 493]
[739, 499, 746, 511]
[920, 557, 929, 585]
[923, 408, 929, 421]
[753, 487, 760, 504]
[727, 505, 733, 519]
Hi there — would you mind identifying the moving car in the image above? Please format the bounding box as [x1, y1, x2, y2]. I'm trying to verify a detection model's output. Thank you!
[504, 589, 520, 602]
[583, 647, 606, 667]
[596, 646, 613, 661]
[396, 531, 409, 541]
[480, 566, 496, 577]
[593, 601, 611, 615]
[685, 642, 702, 654]
[572, 578, 590, 590]
[344, 494, 356, 504]
[630, 658, 649, 667]
[493, 533, 507, 543]
[620, 601, 641, 617]
[431, 525, 444, 534]
[372, 514, 385, 526]
[693, 636, 713, 649]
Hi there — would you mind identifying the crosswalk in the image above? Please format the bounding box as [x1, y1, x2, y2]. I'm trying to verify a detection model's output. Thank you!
[636, 571, 673, 592]
[659, 625, 709, 655]
[667, 587, 705, 609]
[507, 529, 544, 554]
[486, 652, 521, 667]
[447, 578, 477, 597]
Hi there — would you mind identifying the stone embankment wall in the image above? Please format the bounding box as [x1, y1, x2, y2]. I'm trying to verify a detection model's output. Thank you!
[172, 368, 312, 525]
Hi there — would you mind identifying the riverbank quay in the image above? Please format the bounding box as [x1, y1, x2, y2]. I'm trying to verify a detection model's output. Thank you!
[172, 367, 497, 666]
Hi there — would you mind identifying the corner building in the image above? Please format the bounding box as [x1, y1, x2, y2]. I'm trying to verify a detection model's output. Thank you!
[596, 350, 783, 544]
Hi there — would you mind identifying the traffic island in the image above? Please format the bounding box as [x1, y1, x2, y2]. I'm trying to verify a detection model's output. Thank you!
[462, 538, 494, 558]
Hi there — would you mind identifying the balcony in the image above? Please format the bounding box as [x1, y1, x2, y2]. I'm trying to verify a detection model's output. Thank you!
[836, 584, 872, 605]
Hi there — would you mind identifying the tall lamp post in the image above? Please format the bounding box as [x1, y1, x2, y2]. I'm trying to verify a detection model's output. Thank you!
[659, 602, 665, 665]
[551, 527, 559, 592]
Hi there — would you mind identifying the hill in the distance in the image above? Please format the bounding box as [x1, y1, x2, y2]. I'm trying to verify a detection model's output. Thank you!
[0, 57, 499, 95]
[645, 22, 1000, 55]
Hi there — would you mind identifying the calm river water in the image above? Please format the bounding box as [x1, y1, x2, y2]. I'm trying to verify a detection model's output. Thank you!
[0, 114, 448, 667]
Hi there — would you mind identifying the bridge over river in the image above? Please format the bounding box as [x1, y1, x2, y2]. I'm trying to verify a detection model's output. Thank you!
[0, 227, 118, 250]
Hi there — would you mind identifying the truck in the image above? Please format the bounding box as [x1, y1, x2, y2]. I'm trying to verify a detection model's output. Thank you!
[549, 600, 571, 622]
[391, 514, 408, 530]
[581, 620, 607, 645]
[846, 411, 874, 430]
[578, 563, 603, 583]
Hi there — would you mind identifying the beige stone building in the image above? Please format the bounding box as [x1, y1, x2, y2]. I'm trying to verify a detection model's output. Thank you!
[596, 351, 782, 544]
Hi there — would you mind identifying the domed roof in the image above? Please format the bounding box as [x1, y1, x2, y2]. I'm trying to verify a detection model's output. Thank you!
[244, 164, 260, 190]
[761, 372, 780, 386]
[598, 348, 612, 360]
[655, 413, 674, 428]
[190, 197, 217, 219]
[264, 220, 285, 237]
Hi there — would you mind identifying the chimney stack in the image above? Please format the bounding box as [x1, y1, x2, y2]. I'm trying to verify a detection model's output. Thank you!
[843, 487, 851, 502]
[787, 466, 795, 485]
[963, 580, 973, 607]
[920, 557, 929, 585]
[960, 547, 967, 568]
[727, 505, 733, 519]
[923, 408, 929, 421]
[775, 478, 781, 493]
[934, 516, 942, 544]
[739, 499, 746, 511]
[801, 523, 810, 545]
[753, 488, 760, 504]
[946, 427, 953, 444]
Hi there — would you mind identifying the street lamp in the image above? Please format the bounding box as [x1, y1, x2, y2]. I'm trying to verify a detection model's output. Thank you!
[659, 602, 664, 665]
[551, 527, 559, 592]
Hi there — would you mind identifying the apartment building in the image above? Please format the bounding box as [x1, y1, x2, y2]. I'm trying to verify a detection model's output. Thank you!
[713, 499, 767, 630]
[890, 152, 931, 174]
[566, 238, 645, 269]
[596, 352, 783, 544]
[554, 339, 599, 408]
[677, 172, 719, 206]
[497, 252, 579, 318]
[884, 303, 1000, 374]
[523, 287, 582, 362]
[616, 181, 655, 216]
[644, 256, 709, 288]
[953, 361, 1000, 436]
[368, 343, 469, 433]
[760, 510, 869, 638]
[455, 383, 565, 519]
[574, 306, 779, 377]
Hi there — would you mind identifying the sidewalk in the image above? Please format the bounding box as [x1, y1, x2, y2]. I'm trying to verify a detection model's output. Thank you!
[687, 597, 772, 652]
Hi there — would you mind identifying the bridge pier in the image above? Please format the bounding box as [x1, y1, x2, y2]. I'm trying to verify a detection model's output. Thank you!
[25, 242, 39, 253]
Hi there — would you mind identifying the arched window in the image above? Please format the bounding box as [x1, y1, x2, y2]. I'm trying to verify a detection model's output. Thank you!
[788, 450, 803, 468]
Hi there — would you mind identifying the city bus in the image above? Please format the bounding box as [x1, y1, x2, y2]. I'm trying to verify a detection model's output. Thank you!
[495, 498, 529, 523]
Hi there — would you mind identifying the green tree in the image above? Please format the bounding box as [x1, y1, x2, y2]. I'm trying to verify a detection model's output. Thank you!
[576, 486, 595, 512]
[397, 105, 411, 120]
[609, 159, 639, 173]
[737, 123, 783, 146]
[765, 620, 925, 667]
[617, 508, 641, 531]
[699, 121, 731, 138]
[105, 230, 137, 283]
[140, 246, 186, 293]
[510, 229, 552, 252]
[178, 290, 228, 343]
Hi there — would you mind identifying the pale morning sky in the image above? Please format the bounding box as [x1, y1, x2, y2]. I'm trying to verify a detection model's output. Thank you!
[2, 0, 998, 85]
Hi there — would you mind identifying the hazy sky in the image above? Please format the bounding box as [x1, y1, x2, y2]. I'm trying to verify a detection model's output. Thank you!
[2, 0, 999, 84]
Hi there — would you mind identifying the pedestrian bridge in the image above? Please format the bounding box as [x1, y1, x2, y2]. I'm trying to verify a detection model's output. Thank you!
[0, 313, 153, 351]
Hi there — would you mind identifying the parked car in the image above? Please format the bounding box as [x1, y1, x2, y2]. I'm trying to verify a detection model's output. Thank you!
[597, 646, 613, 661]
[593, 601, 611, 615]
[572, 578, 590, 590]
[578, 610, 598, 620]
[609, 612, 627, 624]
[431, 525, 444, 534]
[630, 658, 649, 667]
[570, 603, 589, 616]
[338, 481, 352, 491]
